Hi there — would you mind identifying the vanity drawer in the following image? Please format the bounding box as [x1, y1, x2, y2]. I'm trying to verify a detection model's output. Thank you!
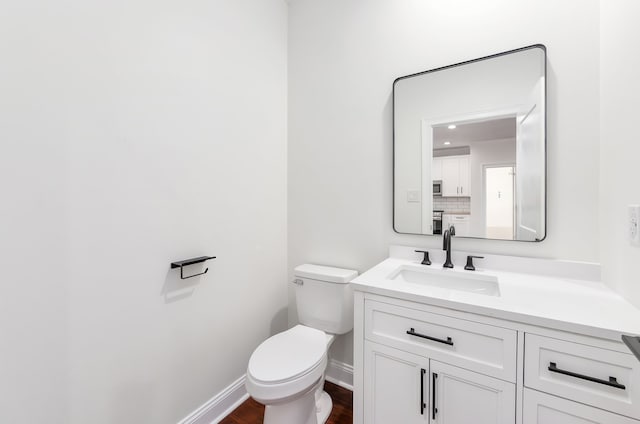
[364, 299, 517, 382]
[524, 333, 640, 419]
[523, 388, 640, 424]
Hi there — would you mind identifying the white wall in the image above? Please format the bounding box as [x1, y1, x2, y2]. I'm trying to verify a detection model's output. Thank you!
[8, 1, 639, 419]
[288, 0, 600, 366]
[0, 14, 68, 416]
[600, 0, 640, 309]
[0, 1, 288, 423]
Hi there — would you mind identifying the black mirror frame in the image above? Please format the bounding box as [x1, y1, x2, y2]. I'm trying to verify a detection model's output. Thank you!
[392, 44, 547, 243]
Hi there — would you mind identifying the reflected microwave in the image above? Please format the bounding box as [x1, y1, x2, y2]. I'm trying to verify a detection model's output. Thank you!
[433, 180, 442, 196]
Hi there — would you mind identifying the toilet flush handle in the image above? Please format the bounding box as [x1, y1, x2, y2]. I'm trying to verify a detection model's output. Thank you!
[292, 279, 304, 286]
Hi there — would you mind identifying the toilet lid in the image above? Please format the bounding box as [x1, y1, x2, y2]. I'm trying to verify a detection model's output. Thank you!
[248, 325, 327, 384]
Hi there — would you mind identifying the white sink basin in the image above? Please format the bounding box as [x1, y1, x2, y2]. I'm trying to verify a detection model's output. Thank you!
[388, 265, 501, 297]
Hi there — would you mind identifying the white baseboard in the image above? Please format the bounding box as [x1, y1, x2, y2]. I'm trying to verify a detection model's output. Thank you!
[178, 360, 353, 424]
[325, 359, 354, 391]
[178, 374, 249, 424]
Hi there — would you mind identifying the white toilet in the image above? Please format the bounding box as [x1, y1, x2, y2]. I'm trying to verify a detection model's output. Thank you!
[245, 264, 358, 424]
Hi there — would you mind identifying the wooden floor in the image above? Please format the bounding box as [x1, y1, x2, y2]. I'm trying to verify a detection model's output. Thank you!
[220, 381, 353, 424]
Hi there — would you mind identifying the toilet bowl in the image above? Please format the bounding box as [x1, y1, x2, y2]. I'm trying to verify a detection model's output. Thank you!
[245, 264, 357, 424]
[246, 325, 334, 424]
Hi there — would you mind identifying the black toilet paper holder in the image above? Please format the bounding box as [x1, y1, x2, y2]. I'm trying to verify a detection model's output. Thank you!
[171, 256, 216, 279]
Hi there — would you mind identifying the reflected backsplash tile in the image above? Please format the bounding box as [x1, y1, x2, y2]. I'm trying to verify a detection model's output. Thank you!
[433, 196, 471, 213]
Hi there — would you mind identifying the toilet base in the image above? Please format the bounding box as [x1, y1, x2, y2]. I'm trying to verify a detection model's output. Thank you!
[316, 390, 333, 424]
[261, 380, 333, 424]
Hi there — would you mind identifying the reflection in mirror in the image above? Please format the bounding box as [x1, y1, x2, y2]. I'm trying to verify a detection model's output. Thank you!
[393, 45, 546, 241]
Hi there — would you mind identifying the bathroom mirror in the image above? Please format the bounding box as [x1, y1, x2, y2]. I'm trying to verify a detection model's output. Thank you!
[393, 45, 546, 241]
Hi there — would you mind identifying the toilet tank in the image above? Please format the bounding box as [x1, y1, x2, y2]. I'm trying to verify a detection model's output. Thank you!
[293, 264, 358, 335]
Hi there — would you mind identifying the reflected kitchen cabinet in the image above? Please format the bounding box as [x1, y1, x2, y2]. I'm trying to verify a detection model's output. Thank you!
[443, 214, 470, 237]
[441, 156, 470, 197]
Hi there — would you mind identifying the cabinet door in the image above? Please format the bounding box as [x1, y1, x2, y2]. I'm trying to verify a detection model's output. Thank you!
[523, 388, 638, 424]
[430, 360, 515, 424]
[457, 156, 470, 196]
[364, 341, 430, 424]
[449, 215, 469, 237]
[432, 157, 443, 181]
[441, 158, 459, 197]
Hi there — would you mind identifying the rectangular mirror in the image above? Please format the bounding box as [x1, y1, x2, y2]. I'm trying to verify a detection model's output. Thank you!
[393, 45, 546, 241]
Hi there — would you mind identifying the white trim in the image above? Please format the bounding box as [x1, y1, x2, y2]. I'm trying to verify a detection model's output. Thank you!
[421, 107, 520, 131]
[178, 361, 354, 424]
[420, 120, 434, 234]
[325, 359, 354, 391]
[178, 374, 249, 424]
[353, 291, 365, 424]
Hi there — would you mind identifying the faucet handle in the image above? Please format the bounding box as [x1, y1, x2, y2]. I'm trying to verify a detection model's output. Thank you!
[414, 250, 432, 266]
[464, 255, 484, 271]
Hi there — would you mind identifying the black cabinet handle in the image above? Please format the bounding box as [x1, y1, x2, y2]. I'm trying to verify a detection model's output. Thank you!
[420, 368, 426, 415]
[432, 372, 438, 420]
[548, 362, 626, 390]
[407, 328, 453, 346]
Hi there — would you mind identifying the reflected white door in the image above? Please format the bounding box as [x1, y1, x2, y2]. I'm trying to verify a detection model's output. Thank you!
[515, 77, 545, 241]
[485, 166, 515, 240]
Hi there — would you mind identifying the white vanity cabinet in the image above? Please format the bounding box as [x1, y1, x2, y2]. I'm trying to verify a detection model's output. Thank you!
[358, 297, 517, 424]
[354, 293, 640, 424]
[523, 389, 638, 424]
[430, 360, 516, 424]
[524, 333, 640, 419]
[363, 341, 515, 424]
[441, 156, 470, 197]
[364, 341, 429, 423]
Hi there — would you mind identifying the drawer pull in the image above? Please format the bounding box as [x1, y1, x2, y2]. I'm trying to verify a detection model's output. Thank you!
[420, 368, 426, 415]
[406, 328, 454, 346]
[548, 362, 626, 390]
[432, 372, 438, 419]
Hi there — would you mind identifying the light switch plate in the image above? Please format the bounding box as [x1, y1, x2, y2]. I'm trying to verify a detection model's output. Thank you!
[407, 189, 421, 203]
[630, 205, 640, 246]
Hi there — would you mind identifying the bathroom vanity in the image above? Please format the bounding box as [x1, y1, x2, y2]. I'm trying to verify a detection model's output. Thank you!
[351, 246, 640, 424]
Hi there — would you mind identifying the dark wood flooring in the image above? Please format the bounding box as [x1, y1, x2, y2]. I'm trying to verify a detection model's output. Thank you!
[220, 381, 353, 424]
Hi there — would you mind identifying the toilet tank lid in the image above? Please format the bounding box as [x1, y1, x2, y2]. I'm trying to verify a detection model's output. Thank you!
[294, 264, 358, 284]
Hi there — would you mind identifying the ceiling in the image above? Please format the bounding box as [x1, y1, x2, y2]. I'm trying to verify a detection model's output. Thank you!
[433, 117, 516, 149]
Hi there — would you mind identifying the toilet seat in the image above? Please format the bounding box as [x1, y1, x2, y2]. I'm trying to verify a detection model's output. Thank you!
[246, 325, 328, 402]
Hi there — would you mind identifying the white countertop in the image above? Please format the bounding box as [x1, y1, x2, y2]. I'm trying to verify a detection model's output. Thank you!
[351, 251, 640, 342]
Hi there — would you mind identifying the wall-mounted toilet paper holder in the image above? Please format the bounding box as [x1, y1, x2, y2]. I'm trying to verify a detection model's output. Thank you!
[171, 256, 216, 279]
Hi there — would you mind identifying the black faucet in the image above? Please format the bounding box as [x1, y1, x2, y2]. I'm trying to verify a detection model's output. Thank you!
[442, 225, 456, 268]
